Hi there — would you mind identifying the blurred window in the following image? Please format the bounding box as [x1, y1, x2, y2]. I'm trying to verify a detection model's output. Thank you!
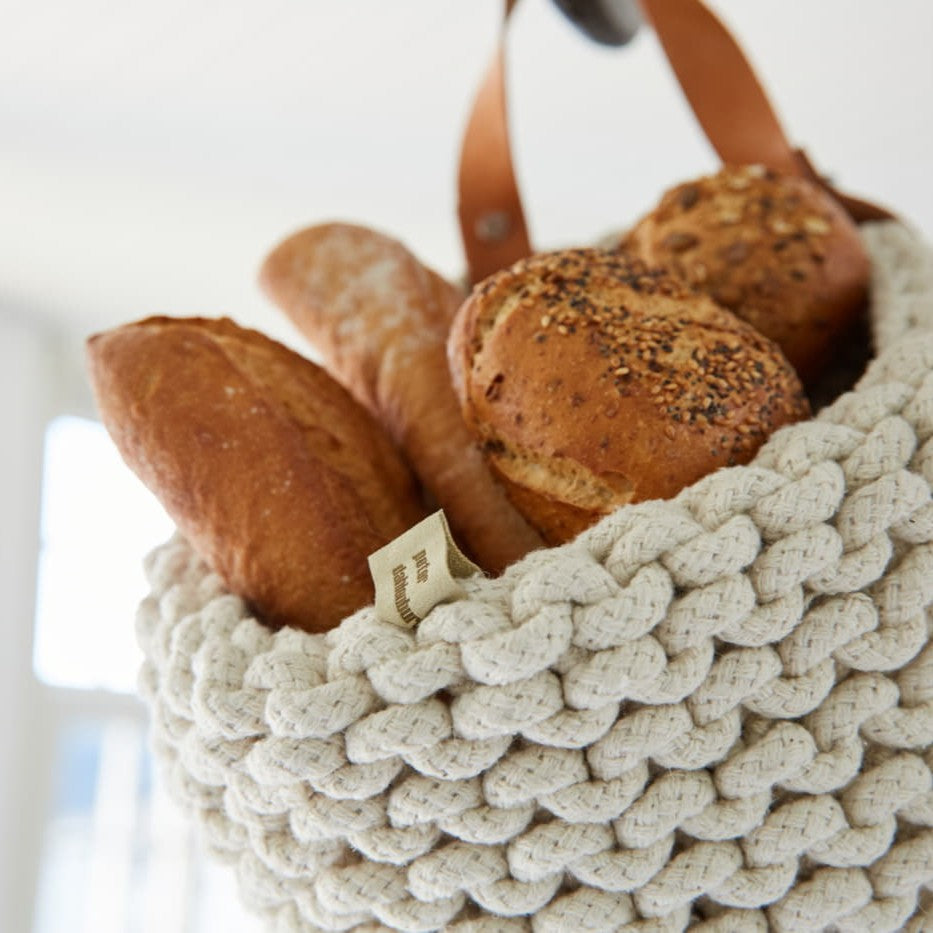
[33, 415, 173, 693]
[32, 415, 261, 933]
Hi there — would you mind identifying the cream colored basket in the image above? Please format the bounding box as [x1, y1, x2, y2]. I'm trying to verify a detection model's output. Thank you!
[137, 219, 933, 932]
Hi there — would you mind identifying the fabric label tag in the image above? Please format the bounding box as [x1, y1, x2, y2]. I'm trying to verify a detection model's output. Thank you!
[368, 510, 482, 628]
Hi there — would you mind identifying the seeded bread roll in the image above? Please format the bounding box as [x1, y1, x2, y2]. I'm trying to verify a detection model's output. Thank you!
[86, 316, 427, 632]
[620, 164, 870, 383]
[448, 248, 811, 545]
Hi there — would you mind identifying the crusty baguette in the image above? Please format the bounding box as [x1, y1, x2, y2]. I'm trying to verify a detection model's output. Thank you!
[259, 222, 543, 573]
[86, 315, 427, 632]
[448, 248, 811, 545]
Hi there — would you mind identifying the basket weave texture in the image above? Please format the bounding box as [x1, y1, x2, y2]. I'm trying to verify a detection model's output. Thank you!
[139, 221, 933, 932]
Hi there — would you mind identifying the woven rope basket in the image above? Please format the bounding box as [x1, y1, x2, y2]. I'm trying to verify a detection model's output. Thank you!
[136, 218, 933, 932]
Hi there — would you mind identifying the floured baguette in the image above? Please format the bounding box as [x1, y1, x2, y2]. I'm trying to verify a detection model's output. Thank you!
[86, 315, 427, 631]
[259, 222, 543, 573]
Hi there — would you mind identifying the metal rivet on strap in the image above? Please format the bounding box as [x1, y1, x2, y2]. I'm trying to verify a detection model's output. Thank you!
[475, 211, 512, 243]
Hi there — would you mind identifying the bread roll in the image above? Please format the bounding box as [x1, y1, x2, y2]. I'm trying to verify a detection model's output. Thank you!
[448, 248, 810, 545]
[86, 316, 427, 632]
[259, 222, 543, 573]
[621, 164, 870, 383]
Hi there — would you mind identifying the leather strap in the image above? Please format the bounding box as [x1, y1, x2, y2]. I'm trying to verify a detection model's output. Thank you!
[457, 0, 531, 285]
[458, 0, 892, 285]
[639, 0, 802, 177]
[639, 0, 893, 223]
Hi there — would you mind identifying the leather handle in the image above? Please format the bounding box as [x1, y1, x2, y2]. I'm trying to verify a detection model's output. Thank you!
[457, 1, 531, 286]
[639, 0, 894, 223]
[639, 0, 803, 176]
[458, 0, 892, 285]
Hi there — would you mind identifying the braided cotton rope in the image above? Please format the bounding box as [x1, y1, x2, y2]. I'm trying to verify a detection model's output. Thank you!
[138, 221, 933, 932]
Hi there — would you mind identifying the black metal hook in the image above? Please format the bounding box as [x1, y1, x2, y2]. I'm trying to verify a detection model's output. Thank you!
[550, 0, 642, 46]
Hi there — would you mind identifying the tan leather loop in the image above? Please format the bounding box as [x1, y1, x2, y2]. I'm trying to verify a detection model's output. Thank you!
[638, 0, 894, 223]
[457, 1, 531, 286]
[457, 0, 893, 285]
[638, 0, 801, 175]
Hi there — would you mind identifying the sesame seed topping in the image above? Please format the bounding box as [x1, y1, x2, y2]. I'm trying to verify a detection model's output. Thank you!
[476, 246, 805, 438]
[662, 231, 700, 253]
[803, 216, 831, 235]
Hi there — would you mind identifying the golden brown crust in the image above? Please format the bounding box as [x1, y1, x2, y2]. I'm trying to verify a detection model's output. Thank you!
[86, 315, 427, 632]
[622, 165, 870, 383]
[449, 248, 811, 545]
[259, 222, 543, 573]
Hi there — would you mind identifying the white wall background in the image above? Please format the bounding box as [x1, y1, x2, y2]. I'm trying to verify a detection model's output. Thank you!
[2, 0, 932, 928]
[4, 0, 933, 347]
